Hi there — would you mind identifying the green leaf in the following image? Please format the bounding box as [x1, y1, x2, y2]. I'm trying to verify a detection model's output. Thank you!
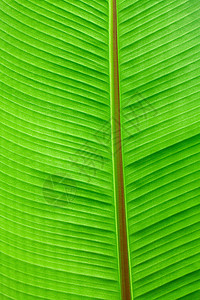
[0, 0, 121, 299]
[0, 0, 199, 299]
[118, 0, 200, 299]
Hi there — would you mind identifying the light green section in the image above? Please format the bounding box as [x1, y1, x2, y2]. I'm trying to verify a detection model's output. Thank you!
[118, 0, 200, 299]
[109, 0, 122, 294]
[0, 0, 121, 299]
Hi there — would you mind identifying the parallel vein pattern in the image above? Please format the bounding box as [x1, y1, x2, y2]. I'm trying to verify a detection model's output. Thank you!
[118, 0, 200, 299]
[0, 1, 121, 299]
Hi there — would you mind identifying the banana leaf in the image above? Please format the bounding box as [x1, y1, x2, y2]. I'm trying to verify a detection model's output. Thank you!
[0, 0, 199, 299]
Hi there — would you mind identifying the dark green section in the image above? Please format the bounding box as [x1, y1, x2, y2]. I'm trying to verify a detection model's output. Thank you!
[118, 0, 200, 299]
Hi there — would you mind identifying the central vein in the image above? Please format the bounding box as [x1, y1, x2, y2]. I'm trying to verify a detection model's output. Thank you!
[109, 0, 131, 299]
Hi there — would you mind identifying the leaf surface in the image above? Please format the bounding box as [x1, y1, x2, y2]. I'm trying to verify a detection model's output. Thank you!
[0, 0, 121, 299]
[0, 0, 200, 299]
[117, 0, 200, 298]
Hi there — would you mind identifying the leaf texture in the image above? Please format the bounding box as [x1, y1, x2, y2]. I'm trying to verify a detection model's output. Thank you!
[0, 0, 200, 299]
[0, 0, 121, 299]
[117, 0, 200, 299]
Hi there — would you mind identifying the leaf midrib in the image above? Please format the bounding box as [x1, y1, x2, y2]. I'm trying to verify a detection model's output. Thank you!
[110, 0, 132, 299]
